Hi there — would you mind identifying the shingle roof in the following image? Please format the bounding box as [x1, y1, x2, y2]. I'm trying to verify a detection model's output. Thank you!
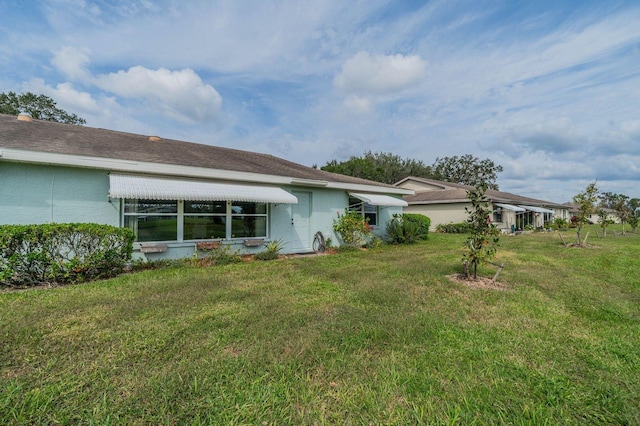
[0, 113, 396, 189]
[399, 176, 566, 208]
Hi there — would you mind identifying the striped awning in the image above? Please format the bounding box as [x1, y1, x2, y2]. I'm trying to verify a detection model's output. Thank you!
[494, 203, 526, 212]
[109, 174, 298, 204]
[519, 205, 555, 214]
[349, 192, 408, 207]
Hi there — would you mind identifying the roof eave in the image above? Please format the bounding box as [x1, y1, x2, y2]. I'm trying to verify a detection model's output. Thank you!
[0, 148, 413, 195]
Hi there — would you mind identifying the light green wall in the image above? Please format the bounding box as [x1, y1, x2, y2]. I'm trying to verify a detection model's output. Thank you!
[0, 162, 119, 226]
[1, 161, 403, 259]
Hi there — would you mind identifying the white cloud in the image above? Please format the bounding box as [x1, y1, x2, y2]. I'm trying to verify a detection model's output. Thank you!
[94, 66, 222, 123]
[343, 95, 373, 114]
[334, 52, 427, 95]
[51, 46, 91, 82]
[25, 78, 102, 114]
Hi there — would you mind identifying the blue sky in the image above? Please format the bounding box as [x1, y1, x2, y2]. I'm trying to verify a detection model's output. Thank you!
[1, 0, 639, 202]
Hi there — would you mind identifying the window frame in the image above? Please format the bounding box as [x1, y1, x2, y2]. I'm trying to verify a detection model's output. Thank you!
[348, 196, 378, 227]
[492, 206, 503, 223]
[123, 199, 269, 242]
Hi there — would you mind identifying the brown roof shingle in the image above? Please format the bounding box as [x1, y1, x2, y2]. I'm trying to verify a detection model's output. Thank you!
[400, 176, 566, 208]
[0, 113, 396, 188]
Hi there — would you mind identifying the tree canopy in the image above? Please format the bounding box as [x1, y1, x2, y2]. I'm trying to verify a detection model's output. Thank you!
[321, 151, 432, 185]
[321, 151, 503, 189]
[0, 91, 86, 125]
[430, 155, 503, 190]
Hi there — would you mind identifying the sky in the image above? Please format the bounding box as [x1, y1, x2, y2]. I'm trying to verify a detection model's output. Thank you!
[1, 0, 639, 203]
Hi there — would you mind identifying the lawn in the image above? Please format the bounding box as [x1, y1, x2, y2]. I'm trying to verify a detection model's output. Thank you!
[1, 226, 639, 425]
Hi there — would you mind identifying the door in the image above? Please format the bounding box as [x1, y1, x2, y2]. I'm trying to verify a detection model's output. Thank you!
[290, 191, 311, 252]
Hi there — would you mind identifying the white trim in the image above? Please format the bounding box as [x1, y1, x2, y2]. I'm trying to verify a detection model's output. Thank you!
[1, 148, 413, 195]
[349, 192, 408, 207]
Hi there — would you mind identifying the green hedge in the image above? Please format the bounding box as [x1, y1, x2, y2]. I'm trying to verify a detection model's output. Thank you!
[435, 222, 471, 234]
[402, 214, 430, 240]
[386, 214, 431, 244]
[0, 223, 134, 288]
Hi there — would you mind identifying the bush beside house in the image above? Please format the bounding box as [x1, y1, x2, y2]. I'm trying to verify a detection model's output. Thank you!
[0, 223, 134, 287]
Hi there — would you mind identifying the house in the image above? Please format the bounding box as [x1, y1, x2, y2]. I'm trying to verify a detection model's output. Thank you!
[395, 176, 569, 232]
[563, 203, 619, 224]
[0, 113, 412, 259]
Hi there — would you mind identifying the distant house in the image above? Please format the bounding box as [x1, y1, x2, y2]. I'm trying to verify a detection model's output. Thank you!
[395, 176, 569, 232]
[0, 113, 411, 259]
[563, 203, 619, 224]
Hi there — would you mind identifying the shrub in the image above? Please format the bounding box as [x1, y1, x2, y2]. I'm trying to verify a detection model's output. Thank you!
[202, 245, 243, 266]
[386, 215, 419, 244]
[436, 222, 470, 234]
[254, 239, 285, 261]
[333, 209, 372, 247]
[0, 223, 134, 287]
[549, 217, 569, 230]
[402, 214, 430, 239]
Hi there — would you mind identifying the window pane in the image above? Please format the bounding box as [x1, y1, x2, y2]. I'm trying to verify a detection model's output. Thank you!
[125, 199, 177, 214]
[184, 201, 226, 214]
[364, 212, 377, 226]
[125, 215, 177, 242]
[183, 216, 226, 240]
[231, 216, 266, 238]
[232, 201, 266, 215]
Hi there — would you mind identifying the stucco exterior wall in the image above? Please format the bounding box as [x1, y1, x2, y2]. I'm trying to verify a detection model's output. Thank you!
[0, 162, 119, 226]
[2, 162, 403, 260]
[404, 202, 470, 230]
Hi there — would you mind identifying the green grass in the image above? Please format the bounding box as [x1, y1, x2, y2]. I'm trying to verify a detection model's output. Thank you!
[1, 225, 639, 424]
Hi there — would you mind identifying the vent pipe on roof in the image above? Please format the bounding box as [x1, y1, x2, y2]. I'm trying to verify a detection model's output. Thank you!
[148, 135, 161, 142]
[17, 113, 32, 122]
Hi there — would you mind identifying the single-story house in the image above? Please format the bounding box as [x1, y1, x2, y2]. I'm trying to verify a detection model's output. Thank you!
[395, 176, 570, 232]
[0, 113, 412, 259]
[563, 203, 620, 224]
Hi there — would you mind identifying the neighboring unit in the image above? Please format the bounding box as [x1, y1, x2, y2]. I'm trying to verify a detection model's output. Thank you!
[0, 114, 411, 260]
[396, 176, 569, 232]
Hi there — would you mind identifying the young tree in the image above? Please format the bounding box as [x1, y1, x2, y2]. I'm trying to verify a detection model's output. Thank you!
[596, 209, 612, 238]
[0, 91, 86, 125]
[572, 182, 598, 246]
[462, 181, 500, 279]
[612, 194, 630, 235]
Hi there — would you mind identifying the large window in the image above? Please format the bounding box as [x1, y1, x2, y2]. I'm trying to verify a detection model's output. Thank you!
[124, 199, 268, 242]
[231, 201, 267, 238]
[124, 200, 178, 242]
[183, 201, 227, 240]
[348, 196, 378, 226]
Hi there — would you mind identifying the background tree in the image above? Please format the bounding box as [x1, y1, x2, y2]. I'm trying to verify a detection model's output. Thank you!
[322, 151, 503, 188]
[462, 181, 500, 279]
[0, 91, 86, 125]
[431, 154, 503, 190]
[598, 192, 627, 209]
[572, 182, 598, 246]
[322, 151, 432, 184]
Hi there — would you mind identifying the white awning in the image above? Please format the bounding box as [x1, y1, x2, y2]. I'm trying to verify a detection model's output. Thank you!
[494, 203, 526, 212]
[519, 205, 555, 214]
[109, 174, 298, 204]
[349, 192, 408, 207]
